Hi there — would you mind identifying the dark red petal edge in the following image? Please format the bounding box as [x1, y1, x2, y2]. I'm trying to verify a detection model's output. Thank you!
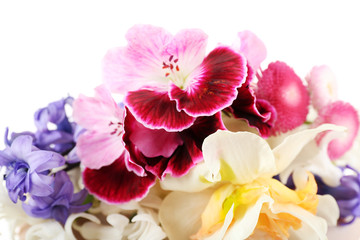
[170, 46, 247, 117]
[125, 89, 195, 132]
[82, 152, 156, 204]
[224, 64, 277, 138]
[165, 112, 226, 177]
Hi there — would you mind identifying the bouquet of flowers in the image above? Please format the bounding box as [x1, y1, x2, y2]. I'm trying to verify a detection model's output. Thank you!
[1, 24, 359, 240]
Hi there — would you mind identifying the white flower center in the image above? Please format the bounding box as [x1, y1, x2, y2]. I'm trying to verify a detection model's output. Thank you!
[162, 55, 185, 88]
[108, 121, 123, 136]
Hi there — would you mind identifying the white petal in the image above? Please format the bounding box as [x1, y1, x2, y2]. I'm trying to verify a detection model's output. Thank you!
[202, 130, 276, 185]
[224, 194, 273, 239]
[126, 212, 167, 240]
[317, 195, 340, 227]
[65, 213, 101, 240]
[107, 213, 129, 229]
[160, 162, 214, 192]
[159, 188, 213, 240]
[25, 221, 65, 240]
[76, 222, 124, 240]
[273, 123, 346, 175]
[271, 203, 328, 240]
[280, 132, 343, 187]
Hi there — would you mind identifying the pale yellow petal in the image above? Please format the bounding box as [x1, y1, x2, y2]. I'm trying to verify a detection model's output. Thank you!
[159, 188, 213, 240]
[225, 194, 273, 239]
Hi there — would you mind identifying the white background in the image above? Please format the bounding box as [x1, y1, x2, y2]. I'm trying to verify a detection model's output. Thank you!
[0, 0, 360, 239]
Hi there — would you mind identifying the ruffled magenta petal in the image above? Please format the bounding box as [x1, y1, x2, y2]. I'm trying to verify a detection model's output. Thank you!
[123, 111, 224, 179]
[164, 136, 201, 177]
[253, 99, 277, 137]
[123, 110, 176, 179]
[224, 65, 277, 137]
[169, 46, 247, 117]
[82, 152, 156, 204]
[256, 61, 309, 135]
[314, 101, 360, 160]
[183, 112, 226, 147]
[165, 113, 225, 177]
[124, 109, 183, 158]
[125, 89, 195, 131]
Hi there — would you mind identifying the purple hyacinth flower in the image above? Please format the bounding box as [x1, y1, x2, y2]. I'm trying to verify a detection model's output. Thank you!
[5, 97, 83, 163]
[0, 135, 65, 203]
[316, 166, 360, 225]
[33, 96, 76, 155]
[22, 171, 91, 225]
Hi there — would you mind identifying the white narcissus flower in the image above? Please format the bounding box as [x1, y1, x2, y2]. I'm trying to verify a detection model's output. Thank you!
[69, 212, 128, 240]
[25, 221, 66, 240]
[160, 124, 342, 240]
[276, 125, 347, 187]
[66, 184, 167, 240]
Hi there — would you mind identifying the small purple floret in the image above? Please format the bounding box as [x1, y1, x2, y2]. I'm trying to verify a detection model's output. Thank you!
[22, 171, 91, 225]
[316, 166, 360, 225]
[5, 97, 83, 163]
[33, 96, 76, 154]
[0, 135, 65, 203]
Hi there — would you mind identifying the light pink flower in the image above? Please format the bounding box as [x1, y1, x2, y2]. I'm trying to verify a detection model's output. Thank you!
[73, 85, 125, 169]
[232, 30, 267, 71]
[314, 101, 360, 160]
[306, 65, 338, 110]
[103, 24, 247, 132]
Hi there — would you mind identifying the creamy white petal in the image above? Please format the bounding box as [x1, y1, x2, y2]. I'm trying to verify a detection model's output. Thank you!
[224, 194, 273, 239]
[126, 212, 167, 240]
[202, 130, 276, 185]
[107, 213, 129, 228]
[25, 220, 66, 240]
[273, 123, 345, 176]
[280, 133, 343, 187]
[160, 162, 214, 192]
[159, 188, 214, 240]
[76, 222, 125, 240]
[317, 195, 340, 227]
[65, 213, 101, 240]
[288, 223, 320, 240]
[337, 131, 360, 170]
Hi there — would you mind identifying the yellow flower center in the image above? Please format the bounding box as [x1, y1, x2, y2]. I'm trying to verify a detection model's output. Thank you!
[192, 173, 318, 239]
